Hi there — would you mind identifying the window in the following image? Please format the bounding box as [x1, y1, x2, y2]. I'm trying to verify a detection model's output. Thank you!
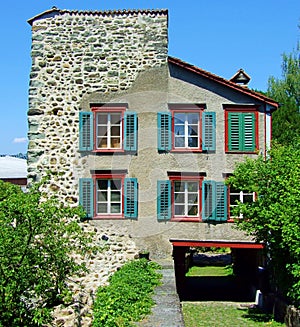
[79, 106, 137, 152]
[79, 173, 138, 219]
[224, 105, 258, 152]
[158, 105, 216, 152]
[229, 186, 255, 219]
[157, 173, 203, 222]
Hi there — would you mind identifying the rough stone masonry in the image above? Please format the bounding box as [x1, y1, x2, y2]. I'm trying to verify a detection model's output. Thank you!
[27, 8, 168, 201]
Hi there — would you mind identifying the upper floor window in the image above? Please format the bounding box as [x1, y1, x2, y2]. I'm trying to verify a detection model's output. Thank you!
[158, 104, 216, 152]
[79, 171, 138, 219]
[224, 105, 259, 153]
[79, 105, 137, 152]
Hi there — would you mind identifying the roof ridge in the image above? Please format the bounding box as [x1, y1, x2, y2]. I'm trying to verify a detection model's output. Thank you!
[28, 7, 168, 25]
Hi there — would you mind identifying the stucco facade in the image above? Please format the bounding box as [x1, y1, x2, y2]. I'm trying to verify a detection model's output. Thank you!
[27, 8, 278, 258]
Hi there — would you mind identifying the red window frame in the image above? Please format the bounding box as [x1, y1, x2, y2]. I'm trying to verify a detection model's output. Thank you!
[92, 172, 126, 219]
[224, 105, 259, 153]
[169, 173, 204, 222]
[91, 106, 126, 153]
[170, 104, 205, 152]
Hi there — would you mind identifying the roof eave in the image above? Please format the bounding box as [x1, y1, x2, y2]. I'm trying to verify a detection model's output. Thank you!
[168, 56, 279, 109]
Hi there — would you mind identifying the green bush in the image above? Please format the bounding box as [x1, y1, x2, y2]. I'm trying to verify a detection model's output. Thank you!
[0, 179, 94, 326]
[93, 259, 162, 327]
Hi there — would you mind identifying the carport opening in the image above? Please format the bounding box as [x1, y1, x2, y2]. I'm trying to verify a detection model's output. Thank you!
[171, 240, 265, 303]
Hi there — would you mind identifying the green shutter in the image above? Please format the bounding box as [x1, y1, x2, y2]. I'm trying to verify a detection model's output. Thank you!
[202, 180, 215, 221]
[215, 182, 227, 222]
[202, 181, 227, 222]
[158, 112, 171, 151]
[124, 112, 137, 151]
[243, 113, 255, 151]
[202, 112, 216, 151]
[79, 112, 93, 151]
[79, 178, 94, 218]
[228, 112, 241, 151]
[228, 112, 255, 151]
[124, 178, 138, 219]
[157, 180, 171, 221]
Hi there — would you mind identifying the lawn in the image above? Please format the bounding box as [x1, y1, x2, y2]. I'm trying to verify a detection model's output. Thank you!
[182, 302, 285, 327]
[182, 265, 285, 326]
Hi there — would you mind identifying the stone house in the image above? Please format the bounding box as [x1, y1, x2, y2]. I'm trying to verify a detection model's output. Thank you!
[27, 7, 278, 264]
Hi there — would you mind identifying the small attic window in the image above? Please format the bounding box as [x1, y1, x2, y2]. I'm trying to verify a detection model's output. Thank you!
[230, 69, 251, 87]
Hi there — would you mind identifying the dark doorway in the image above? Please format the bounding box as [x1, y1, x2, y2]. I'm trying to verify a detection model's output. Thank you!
[171, 241, 265, 303]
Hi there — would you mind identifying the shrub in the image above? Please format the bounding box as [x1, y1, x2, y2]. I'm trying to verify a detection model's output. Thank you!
[93, 259, 162, 327]
[0, 179, 93, 326]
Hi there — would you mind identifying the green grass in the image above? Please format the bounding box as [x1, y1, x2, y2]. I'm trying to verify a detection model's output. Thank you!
[186, 265, 233, 277]
[182, 302, 285, 327]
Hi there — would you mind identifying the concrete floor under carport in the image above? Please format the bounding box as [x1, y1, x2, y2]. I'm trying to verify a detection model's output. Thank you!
[170, 240, 265, 302]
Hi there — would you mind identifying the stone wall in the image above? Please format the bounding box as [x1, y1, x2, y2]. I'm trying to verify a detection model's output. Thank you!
[27, 8, 168, 200]
[50, 222, 139, 327]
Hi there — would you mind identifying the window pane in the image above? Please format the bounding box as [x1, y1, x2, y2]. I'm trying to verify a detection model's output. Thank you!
[174, 125, 185, 136]
[98, 180, 108, 189]
[174, 193, 185, 204]
[188, 193, 198, 204]
[98, 126, 107, 137]
[98, 138, 107, 148]
[174, 205, 185, 216]
[243, 194, 253, 203]
[174, 182, 184, 192]
[188, 126, 198, 136]
[98, 191, 107, 202]
[188, 182, 198, 192]
[187, 113, 199, 124]
[111, 138, 121, 148]
[188, 137, 198, 147]
[97, 113, 108, 124]
[111, 126, 120, 136]
[111, 191, 121, 202]
[230, 194, 240, 205]
[175, 137, 185, 147]
[174, 113, 185, 124]
[188, 205, 198, 216]
[111, 203, 121, 213]
[110, 113, 121, 125]
[97, 203, 107, 214]
[111, 179, 121, 190]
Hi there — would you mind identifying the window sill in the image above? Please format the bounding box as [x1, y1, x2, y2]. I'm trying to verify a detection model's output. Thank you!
[225, 150, 257, 154]
[93, 215, 124, 220]
[171, 217, 201, 222]
[171, 149, 202, 153]
[92, 149, 125, 153]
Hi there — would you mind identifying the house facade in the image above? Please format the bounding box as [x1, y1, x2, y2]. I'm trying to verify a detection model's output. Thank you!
[27, 8, 278, 258]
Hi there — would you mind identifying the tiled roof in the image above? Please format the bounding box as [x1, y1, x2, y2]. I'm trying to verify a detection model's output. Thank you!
[168, 56, 279, 108]
[28, 7, 168, 25]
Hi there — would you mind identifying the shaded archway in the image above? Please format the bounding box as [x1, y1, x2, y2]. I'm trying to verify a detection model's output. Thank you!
[171, 240, 265, 302]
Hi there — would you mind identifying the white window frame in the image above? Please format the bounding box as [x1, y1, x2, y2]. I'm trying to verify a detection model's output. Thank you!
[96, 179, 122, 215]
[174, 112, 200, 149]
[174, 181, 199, 217]
[96, 112, 123, 150]
[229, 188, 255, 218]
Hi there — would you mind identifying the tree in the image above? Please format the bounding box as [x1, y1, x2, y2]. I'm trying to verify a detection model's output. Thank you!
[0, 179, 93, 326]
[227, 142, 300, 306]
[267, 41, 300, 145]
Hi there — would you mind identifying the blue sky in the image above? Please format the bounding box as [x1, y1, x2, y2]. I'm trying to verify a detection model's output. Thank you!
[0, 0, 299, 154]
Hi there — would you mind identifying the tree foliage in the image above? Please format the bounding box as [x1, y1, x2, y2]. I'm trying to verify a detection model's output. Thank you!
[0, 179, 93, 326]
[227, 142, 300, 306]
[267, 40, 300, 145]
